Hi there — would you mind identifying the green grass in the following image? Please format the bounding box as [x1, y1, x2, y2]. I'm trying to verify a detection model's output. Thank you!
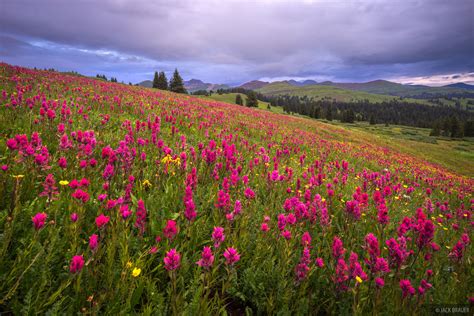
[200, 93, 285, 114]
[256, 82, 435, 105]
[202, 93, 474, 176]
[323, 121, 474, 177]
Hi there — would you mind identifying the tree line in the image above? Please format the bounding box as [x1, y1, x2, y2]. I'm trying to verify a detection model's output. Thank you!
[214, 88, 473, 138]
[95, 74, 119, 83]
[270, 95, 473, 137]
[152, 69, 187, 94]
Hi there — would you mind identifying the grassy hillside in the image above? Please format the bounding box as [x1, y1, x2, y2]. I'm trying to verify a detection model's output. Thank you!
[319, 80, 473, 97]
[206, 93, 474, 176]
[325, 121, 474, 177]
[201, 92, 286, 114]
[0, 63, 472, 315]
[256, 82, 428, 104]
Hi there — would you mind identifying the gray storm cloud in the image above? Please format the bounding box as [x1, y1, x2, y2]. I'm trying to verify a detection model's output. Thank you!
[0, 0, 472, 84]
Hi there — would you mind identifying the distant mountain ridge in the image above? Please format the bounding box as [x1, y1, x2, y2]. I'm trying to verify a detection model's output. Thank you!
[138, 76, 474, 98]
[137, 80, 153, 88]
[184, 79, 229, 92]
[239, 80, 269, 90]
[443, 83, 474, 90]
[249, 79, 474, 98]
[286, 79, 318, 86]
[136, 78, 228, 92]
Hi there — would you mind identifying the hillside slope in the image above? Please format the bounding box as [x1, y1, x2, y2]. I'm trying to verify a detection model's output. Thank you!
[256, 81, 406, 103]
[0, 63, 472, 315]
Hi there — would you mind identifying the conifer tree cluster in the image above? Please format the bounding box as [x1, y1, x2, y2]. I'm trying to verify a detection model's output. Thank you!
[152, 69, 187, 94]
[153, 71, 169, 90]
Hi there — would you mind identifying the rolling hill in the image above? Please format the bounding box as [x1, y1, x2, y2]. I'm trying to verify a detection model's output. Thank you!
[137, 80, 153, 88]
[183, 79, 229, 92]
[239, 80, 269, 90]
[316, 80, 474, 98]
[255, 81, 408, 103]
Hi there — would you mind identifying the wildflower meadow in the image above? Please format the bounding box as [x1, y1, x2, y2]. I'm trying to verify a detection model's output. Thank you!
[0, 63, 472, 314]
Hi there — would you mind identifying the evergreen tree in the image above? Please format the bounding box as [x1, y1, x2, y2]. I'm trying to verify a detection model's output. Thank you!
[429, 121, 441, 136]
[157, 72, 168, 90]
[450, 117, 464, 138]
[464, 120, 474, 137]
[341, 109, 355, 123]
[153, 71, 159, 88]
[442, 118, 451, 136]
[169, 69, 187, 94]
[246, 91, 258, 107]
[235, 94, 243, 105]
[326, 105, 333, 121]
[369, 114, 376, 125]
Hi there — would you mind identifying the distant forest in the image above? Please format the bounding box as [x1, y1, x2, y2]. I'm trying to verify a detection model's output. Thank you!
[214, 88, 474, 138]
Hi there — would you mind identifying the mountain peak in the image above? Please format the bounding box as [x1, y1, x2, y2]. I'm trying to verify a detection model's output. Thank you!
[239, 80, 269, 90]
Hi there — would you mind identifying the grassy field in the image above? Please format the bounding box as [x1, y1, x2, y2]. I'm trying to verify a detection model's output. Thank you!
[201, 93, 285, 114]
[255, 82, 432, 104]
[206, 94, 474, 177]
[1, 64, 472, 315]
[324, 121, 474, 177]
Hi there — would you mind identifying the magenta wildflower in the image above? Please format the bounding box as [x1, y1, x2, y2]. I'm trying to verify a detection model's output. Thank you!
[95, 214, 110, 229]
[183, 185, 197, 221]
[295, 247, 311, 281]
[163, 220, 178, 240]
[32, 212, 47, 230]
[120, 204, 132, 219]
[345, 200, 361, 220]
[281, 230, 292, 240]
[212, 227, 225, 248]
[373, 257, 390, 274]
[301, 231, 312, 247]
[332, 237, 345, 259]
[365, 233, 380, 268]
[386, 237, 409, 269]
[58, 156, 67, 169]
[70, 213, 78, 222]
[164, 248, 181, 271]
[196, 246, 214, 269]
[244, 187, 255, 199]
[89, 234, 99, 251]
[335, 258, 349, 291]
[416, 219, 435, 249]
[377, 203, 389, 225]
[277, 213, 286, 231]
[315, 257, 324, 268]
[134, 199, 147, 235]
[400, 279, 415, 298]
[223, 247, 240, 265]
[39, 174, 59, 200]
[70, 255, 84, 273]
[349, 252, 368, 281]
[375, 277, 385, 288]
[102, 163, 114, 180]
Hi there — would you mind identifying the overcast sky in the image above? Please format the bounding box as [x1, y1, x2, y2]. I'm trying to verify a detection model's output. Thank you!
[1, 0, 473, 86]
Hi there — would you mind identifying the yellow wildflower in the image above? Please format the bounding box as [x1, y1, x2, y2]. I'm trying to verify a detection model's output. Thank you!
[59, 180, 69, 186]
[132, 267, 141, 277]
[356, 276, 363, 283]
[142, 180, 152, 188]
[126, 261, 133, 268]
[12, 175, 25, 179]
[161, 154, 173, 164]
